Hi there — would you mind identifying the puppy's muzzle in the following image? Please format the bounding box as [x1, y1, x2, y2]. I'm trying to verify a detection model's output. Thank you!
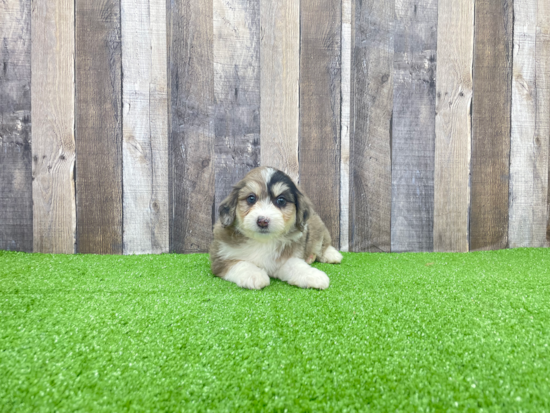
[257, 216, 270, 229]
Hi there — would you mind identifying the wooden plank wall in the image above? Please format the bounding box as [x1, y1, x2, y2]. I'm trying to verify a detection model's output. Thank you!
[0, 0, 32, 252]
[300, 0, 341, 247]
[433, 0, 474, 252]
[75, 0, 123, 254]
[31, 0, 76, 254]
[349, 0, 393, 253]
[2, 0, 550, 255]
[169, 0, 215, 254]
[391, 0, 437, 253]
[122, 0, 169, 254]
[470, 0, 513, 251]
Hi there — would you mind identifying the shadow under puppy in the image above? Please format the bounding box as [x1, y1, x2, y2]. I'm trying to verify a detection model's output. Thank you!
[209, 167, 343, 290]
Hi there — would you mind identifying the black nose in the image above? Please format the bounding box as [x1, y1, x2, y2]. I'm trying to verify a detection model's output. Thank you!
[257, 216, 270, 228]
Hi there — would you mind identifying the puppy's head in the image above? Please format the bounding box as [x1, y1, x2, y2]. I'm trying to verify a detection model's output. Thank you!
[218, 167, 310, 240]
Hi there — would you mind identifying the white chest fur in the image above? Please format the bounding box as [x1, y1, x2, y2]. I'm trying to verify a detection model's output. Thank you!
[218, 238, 297, 275]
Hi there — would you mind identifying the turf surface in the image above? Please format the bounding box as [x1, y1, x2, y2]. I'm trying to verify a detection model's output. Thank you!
[1, 248, 549, 411]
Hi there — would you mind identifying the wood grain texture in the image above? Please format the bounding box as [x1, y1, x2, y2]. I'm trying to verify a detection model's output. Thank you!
[213, 0, 260, 216]
[391, 0, 437, 252]
[76, 0, 123, 254]
[350, 0, 393, 253]
[433, 0, 473, 252]
[470, 0, 513, 251]
[509, 0, 547, 248]
[170, 0, 215, 253]
[300, 0, 341, 248]
[31, 0, 76, 254]
[538, 0, 550, 247]
[260, 0, 299, 182]
[0, 0, 32, 252]
[122, 0, 169, 254]
[339, 0, 351, 252]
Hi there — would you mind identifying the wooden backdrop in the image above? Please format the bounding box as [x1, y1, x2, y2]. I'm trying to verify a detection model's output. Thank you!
[1, 0, 549, 254]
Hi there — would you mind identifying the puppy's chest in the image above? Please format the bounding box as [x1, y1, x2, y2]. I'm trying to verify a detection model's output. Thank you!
[221, 240, 293, 274]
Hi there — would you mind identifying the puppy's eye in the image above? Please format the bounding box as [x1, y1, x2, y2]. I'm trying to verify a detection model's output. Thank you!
[275, 197, 287, 207]
[247, 195, 256, 205]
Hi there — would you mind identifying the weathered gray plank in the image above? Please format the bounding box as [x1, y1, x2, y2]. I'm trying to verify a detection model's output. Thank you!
[213, 0, 260, 217]
[433, 0, 474, 252]
[0, 0, 32, 252]
[31, 0, 76, 254]
[300, 0, 341, 247]
[391, 0, 437, 252]
[509, 0, 547, 248]
[470, 0, 513, 251]
[170, 0, 215, 253]
[122, 0, 169, 254]
[260, 0, 299, 182]
[76, 0, 123, 254]
[538, 0, 550, 247]
[350, 0, 394, 253]
[340, 0, 351, 252]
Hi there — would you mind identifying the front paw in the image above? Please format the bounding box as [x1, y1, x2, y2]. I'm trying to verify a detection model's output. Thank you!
[237, 269, 270, 290]
[293, 267, 330, 290]
[224, 262, 270, 290]
[319, 246, 343, 264]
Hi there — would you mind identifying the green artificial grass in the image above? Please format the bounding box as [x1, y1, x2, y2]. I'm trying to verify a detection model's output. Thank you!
[1, 248, 549, 412]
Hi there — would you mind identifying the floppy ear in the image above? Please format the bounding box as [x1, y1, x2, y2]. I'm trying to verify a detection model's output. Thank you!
[295, 189, 312, 231]
[218, 186, 240, 227]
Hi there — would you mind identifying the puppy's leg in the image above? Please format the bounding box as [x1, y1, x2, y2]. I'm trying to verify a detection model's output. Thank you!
[223, 261, 270, 290]
[274, 258, 330, 290]
[318, 246, 343, 264]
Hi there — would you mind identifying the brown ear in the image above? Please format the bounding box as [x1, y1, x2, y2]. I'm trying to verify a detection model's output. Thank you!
[218, 186, 240, 227]
[295, 190, 312, 231]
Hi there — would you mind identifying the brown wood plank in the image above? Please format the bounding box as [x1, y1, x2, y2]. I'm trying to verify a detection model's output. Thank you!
[75, 0, 123, 254]
[391, 0, 437, 252]
[433, 0, 474, 252]
[538, 0, 550, 247]
[31, 0, 76, 254]
[350, 0, 393, 252]
[213, 0, 261, 215]
[122, 0, 169, 254]
[0, 0, 32, 252]
[170, 0, 215, 253]
[260, 0, 299, 182]
[300, 0, 341, 247]
[470, 0, 513, 251]
[509, 0, 547, 248]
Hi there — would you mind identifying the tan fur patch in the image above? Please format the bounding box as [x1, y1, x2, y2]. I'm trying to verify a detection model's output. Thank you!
[271, 182, 289, 198]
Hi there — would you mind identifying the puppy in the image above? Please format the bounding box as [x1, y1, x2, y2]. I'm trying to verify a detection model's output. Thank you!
[209, 167, 343, 290]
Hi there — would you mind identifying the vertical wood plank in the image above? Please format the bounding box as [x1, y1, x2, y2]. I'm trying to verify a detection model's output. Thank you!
[31, 0, 76, 254]
[391, 0, 437, 252]
[470, 0, 513, 251]
[122, 0, 169, 254]
[538, 0, 550, 247]
[300, 0, 341, 247]
[170, 0, 215, 253]
[509, 0, 547, 248]
[339, 0, 351, 252]
[350, 0, 394, 253]
[76, 0, 123, 254]
[0, 0, 32, 252]
[260, 0, 299, 182]
[433, 0, 474, 252]
[213, 0, 261, 216]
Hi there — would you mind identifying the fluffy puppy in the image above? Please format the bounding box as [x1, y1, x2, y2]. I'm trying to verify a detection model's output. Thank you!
[209, 167, 343, 290]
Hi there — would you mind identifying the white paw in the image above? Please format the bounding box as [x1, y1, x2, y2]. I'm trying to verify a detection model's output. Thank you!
[292, 266, 330, 290]
[224, 262, 270, 290]
[319, 246, 343, 264]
